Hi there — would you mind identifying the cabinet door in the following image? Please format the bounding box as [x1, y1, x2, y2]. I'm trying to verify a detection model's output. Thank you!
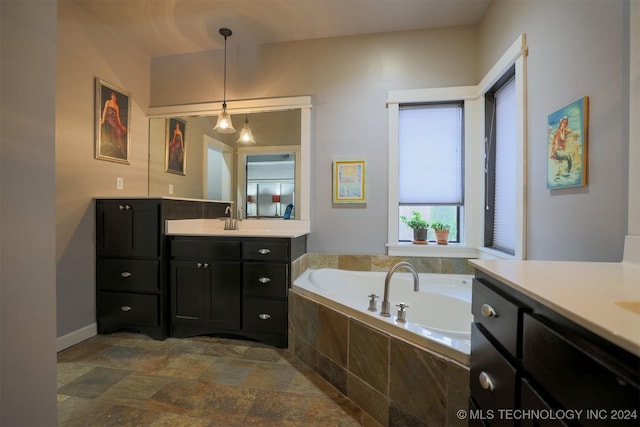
[205, 261, 241, 330]
[97, 200, 159, 257]
[170, 260, 207, 324]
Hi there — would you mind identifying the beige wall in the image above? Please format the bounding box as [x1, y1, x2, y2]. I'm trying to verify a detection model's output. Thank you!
[151, 26, 480, 255]
[56, 0, 150, 336]
[1, 0, 58, 424]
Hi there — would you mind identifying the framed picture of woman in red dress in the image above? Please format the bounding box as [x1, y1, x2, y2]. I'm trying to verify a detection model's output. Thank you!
[95, 78, 131, 164]
[547, 97, 588, 189]
[165, 118, 186, 175]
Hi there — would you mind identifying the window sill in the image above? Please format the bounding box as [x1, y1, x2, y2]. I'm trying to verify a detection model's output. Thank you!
[386, 242, 479, 258]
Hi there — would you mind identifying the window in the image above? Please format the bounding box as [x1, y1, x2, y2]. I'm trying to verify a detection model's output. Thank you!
[484, 69, 516, 254]
[388, 35, 526, 258]
[398, 103, 463, 243]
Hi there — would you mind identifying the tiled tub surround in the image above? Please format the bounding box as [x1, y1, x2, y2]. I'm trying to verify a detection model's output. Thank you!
[306, 253, 475, 275]
[288, 291, 470, 426]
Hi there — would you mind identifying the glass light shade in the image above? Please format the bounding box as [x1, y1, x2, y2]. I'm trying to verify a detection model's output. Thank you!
[237, 121, 256, 144]
[214, 107, 236, 133]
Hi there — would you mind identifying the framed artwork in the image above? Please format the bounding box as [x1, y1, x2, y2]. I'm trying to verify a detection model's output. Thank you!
[332, 159, 366, 204]
[165, 118, 186, 175]
[95, 78, 131, 164]
[547, 97, 588, 189]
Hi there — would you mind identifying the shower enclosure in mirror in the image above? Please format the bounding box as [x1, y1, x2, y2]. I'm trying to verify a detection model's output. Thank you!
[147, 96, 311, 221]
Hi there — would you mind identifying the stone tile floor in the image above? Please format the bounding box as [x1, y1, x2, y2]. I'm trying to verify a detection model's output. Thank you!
[57, 332, 380, 426]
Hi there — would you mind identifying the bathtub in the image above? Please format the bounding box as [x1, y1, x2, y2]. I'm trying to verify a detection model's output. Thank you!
[292, 268, 473, 364]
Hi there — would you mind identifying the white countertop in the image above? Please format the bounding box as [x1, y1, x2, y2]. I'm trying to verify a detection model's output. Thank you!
[165, 218, 310, 238]
[469, 258, 640, 357]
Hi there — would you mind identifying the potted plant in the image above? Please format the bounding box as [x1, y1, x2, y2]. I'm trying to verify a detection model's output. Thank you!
[431, 222, 451, 245]
[401, 211, 429, 244]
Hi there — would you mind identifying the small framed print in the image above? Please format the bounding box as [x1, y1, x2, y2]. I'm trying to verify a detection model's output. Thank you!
[332, 159, 366, 204]
[95, 78, 131, 164]
[547, 97, 588, 189]
[166, 118, 186, 175]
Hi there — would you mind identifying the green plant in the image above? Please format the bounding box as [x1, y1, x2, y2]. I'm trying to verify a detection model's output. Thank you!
[401, 211, 428, 230]
[431, 221, 451, 231]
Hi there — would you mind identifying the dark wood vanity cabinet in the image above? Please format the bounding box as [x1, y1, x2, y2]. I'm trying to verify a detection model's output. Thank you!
[469, 272, 640, 427]
[169, 235, 306, 348]
[95, 198, 230, 341]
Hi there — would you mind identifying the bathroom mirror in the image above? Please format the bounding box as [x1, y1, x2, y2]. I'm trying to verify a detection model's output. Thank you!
[147, 96, 311, 220]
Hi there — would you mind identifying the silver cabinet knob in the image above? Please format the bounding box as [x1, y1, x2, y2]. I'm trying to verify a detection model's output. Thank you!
[258, 313, 271, 320]
[121, 306, 132, 312]
[479, 371, 495, 391]
[258, 277, 271, 284]
[120, 272, 132, 278]
[481, 303, 497, 318]
[197, 262, 203, 268]
[258, 248, 271, 255]
[203, 263, 209, 269]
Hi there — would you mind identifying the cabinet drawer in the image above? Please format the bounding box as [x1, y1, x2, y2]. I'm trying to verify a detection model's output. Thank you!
[242, 241, 289, 262]
[243, 299, 287, 334]
[520, 379, 567, 427]
[170, 238, 241, 260]
[97, 291, 159, 327]
[522, 313, 640, 415]
[472, 279, 528, 358]
[470, 324, 517, 412]
[97, 258, 159, 292]
[243, 263, 288, 298]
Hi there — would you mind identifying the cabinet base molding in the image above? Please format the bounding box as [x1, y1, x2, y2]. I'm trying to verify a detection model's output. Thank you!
[171, 325, 287, 349]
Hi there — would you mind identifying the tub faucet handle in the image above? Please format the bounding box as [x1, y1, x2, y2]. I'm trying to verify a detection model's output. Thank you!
[396, 303, 409, 323]
[367, 294, 379, 312]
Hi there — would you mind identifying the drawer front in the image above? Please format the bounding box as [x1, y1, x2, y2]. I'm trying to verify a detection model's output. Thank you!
[470, 324, 518, 412]
[243, 263, 288, 298]
[170, 238, 241, 260]
[97, 258, 159, 292]
[520, 379, 567, 427]
[522, 313, 640, 415]
[97, 291, 159, 327]
[472, 278, 527, 358]
[243, 299, 287, 334]
[242, 240, 289, 262]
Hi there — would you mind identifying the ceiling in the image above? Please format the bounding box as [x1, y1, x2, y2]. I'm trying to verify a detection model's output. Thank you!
[71, 0, 491, 57]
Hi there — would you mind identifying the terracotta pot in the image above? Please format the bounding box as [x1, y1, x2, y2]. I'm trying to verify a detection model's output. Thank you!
[435, 230, 450, 245]
[412, 228, 428, 244]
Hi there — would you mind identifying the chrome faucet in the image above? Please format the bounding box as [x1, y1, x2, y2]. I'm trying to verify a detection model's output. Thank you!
[380, 262, 419, 317]
[222, 205, 238, 230]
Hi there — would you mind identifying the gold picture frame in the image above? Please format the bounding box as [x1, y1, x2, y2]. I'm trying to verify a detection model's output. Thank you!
[95, 78, 131, 164]
[332, 159, 366, 204]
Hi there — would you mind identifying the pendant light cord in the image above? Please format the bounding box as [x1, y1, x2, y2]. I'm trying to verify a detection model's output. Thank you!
[219, 28, 232, 108]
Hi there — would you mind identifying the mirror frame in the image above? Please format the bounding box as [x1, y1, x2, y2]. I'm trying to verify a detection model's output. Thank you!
[148, 96, 312, 221]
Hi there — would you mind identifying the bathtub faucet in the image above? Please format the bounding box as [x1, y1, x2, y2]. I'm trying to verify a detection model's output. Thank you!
[380, 262, 419, 317]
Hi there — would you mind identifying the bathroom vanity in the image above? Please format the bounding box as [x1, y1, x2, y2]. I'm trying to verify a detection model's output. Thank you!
[95, 200, 309, 347]
[469, 259, 640, 427]
[165, 218, 308, 347]
[94, 198, 230, 340]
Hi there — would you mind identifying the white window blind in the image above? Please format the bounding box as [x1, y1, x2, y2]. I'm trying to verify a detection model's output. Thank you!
[493, 77, 516, 252]
[398, 104, 463, 204]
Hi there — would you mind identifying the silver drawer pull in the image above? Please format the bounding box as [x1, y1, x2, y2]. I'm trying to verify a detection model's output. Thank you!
[258, 248, 271, 255]
[120, 272, 132, 278]
[481, 303, 497, 318]
[258, 313, 271, 320]
[197, 262, 203, 268]
[258, 277, 271, 284]
[121, 306, 132, 312]
[203, 263, 209, 268]
[479, 371, 495, 391]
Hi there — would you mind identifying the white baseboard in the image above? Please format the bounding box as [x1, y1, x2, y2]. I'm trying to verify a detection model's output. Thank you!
[57, 323, 97, 352]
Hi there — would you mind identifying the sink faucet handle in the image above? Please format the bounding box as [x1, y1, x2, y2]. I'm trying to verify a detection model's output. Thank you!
[367, 294, 379, 312]
[396, 302, 409, 323]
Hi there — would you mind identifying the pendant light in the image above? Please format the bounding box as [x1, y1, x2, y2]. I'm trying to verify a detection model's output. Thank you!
[213, 28, 236, 134]
[237, 114, 256, 144]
